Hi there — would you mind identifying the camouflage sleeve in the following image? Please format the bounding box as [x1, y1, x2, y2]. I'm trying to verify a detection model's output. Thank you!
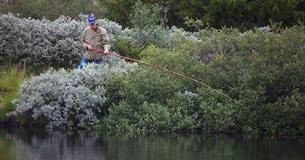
[81, 28, 87, 48]
[101, 29, 111, 51]
[81, 29, 85, 42]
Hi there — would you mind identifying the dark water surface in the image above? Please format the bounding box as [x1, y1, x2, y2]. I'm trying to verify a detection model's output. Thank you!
[0, 129, 305, 160]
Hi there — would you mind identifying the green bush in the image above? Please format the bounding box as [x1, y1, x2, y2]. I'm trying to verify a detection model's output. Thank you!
[135, 102, 172, 133]
[269, 90, 305, 137]
[113, 36, 144, 59]
[206, 0, 305, 28]
[165, 92, 199, 130]
[101, 101, 168, 134]
[103, 67, 185, 106]
[140, 45, 207, 89]
[99, 65, 201, 134]
[100, 101, 173, 134]
[102, 0, 305, 29]
[129, 1, 168, 48]
[133, 24, 305, 136]
[196, 88, 237, 132]
[197, 25, 305, 136]
[101, 0, 134, 27]
[100, 93, 200, 134]
[99, 101, 139, 134]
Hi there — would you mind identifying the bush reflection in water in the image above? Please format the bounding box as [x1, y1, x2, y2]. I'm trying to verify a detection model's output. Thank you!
[0, 129, 305, 160]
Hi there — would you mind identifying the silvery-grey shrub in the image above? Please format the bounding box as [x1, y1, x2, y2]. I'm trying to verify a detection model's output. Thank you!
[166, 26, 200, 50]
[12, 60, 137, 130]
[0, 14, 82, 67]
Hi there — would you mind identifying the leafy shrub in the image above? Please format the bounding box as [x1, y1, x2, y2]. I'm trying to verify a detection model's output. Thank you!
[103, 67, 185, 106]
[102, 0, 305, 29]
[12, 60, 137, 130]
[139, 45, 208, 90]
[165, 26, 200, 50]
[206, 0, 305, 28]
[196, 88, 237, 132]
[99, 61, 211, 134]
[99, 64, 203, 134]
[165, 92, 200, 130]
[195, 25, 305, 136]
[113, 22, 199, 59]
[99, 101, 138, 134]
[268, 90, 305, 136]
[101, 94, 199, 134]
[140, 45, 198, 70]
[129, 1, 168, 48]
[113, 36, 144, 59]
[101, 101, 172, 134]
[130, 24, 304, 136]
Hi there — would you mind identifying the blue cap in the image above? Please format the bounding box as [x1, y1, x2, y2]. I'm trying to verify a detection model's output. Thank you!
[88, 15, 96, 24]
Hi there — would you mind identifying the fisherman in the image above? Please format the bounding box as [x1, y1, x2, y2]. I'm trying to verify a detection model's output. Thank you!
[79, 14, 111, 69]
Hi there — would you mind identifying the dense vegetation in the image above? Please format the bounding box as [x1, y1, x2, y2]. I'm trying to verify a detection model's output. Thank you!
[0, 1, 304, 138]
[85, 0, 305, 29]
[1, 0, 304, 30]
[0, 0, 102, 20]
[100, 25, 305, 136]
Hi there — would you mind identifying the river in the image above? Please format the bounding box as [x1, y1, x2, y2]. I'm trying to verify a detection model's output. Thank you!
[0, 128, 305, 160]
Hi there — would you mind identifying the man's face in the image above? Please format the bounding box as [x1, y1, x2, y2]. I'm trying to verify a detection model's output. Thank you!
[90, 23, 97, 29]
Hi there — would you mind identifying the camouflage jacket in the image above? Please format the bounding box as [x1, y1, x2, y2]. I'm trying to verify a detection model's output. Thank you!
[81, 26, 111, 60]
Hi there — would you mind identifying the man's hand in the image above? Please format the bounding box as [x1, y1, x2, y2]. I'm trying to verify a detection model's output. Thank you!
[85, 43, 93, 51]
[87, 45, 94, 51]
[104, 50, 110, 54]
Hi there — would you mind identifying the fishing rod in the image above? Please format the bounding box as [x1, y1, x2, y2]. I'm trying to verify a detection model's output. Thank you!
[90, 47, 238, 104]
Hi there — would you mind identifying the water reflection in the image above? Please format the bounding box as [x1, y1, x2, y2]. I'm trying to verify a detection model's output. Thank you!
[0, 129, 305, 160]
[0, 130, 16, 160]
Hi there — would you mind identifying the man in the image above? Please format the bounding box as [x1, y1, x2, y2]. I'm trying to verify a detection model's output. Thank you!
[79, 14, 111, 69]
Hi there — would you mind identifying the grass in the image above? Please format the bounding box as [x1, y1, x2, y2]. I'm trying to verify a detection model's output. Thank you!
[0, 66, 26, 121]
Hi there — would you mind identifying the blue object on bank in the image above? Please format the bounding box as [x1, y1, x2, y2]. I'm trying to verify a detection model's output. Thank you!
[78, 58, 103, 69]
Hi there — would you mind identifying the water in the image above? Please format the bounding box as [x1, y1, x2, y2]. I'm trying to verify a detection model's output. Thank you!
[0, 129, 305, 160]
